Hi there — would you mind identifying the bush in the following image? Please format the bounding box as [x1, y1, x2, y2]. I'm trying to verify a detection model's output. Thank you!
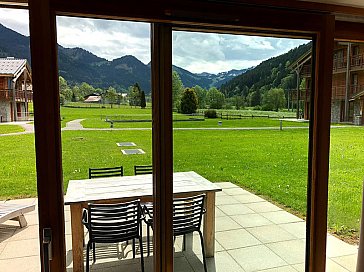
[204, 109, 217, 118]
[180, 88, 198, 114]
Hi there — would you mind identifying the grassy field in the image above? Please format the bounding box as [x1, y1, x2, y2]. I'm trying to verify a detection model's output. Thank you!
[60, 104, 303, 129]
[0, 125, 25, 134]
[1, 104, 363, 240]
[0, 125, 363, 240]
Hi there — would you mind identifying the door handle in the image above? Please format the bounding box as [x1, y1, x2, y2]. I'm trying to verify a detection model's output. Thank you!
[42, 228, 52, 272]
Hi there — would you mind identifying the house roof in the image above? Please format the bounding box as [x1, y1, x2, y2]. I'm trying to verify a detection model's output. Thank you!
[288, 49, 312, 71]
[84, 95, 101, 103]
[0, 58, 29, 78]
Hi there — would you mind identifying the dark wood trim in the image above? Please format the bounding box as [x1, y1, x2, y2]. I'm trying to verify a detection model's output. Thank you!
[6, 0, 364, 16]
[50, 0, 328, 34]
[309, 14, 335, 272]
[28, 1, 66, 271]
[151, 23, 174, 272]
[335, 21, 364, 42]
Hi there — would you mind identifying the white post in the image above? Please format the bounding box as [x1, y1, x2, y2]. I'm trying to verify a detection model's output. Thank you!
[356, 181, 364, 272]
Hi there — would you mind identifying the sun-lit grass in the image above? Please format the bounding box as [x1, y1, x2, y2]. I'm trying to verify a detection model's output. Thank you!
[1, 104, 363, 239]
[0, 125, 25, 134]
[1, 127, 363, 239]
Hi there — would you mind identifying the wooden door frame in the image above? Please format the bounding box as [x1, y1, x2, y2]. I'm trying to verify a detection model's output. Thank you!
[24, 1, 337, 271]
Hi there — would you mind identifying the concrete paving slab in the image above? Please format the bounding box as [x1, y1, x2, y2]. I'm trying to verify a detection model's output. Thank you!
[231, 213, 273, 228]
[232, 193, 266, 204]
[257, 265, 297, 271]
[0, 224, 17, 243]
[229, 244, 287, 272]
[215, 182, 240, 189]
[326, 235, 358, 258]
[326, 259, 351, 272]
[215, 216, 242, 232]
[266, 239, 305, 265]
[0, 239, 39, 259]
[222, 187, 251, 196]
[216, 228, 261, 250]
[279, 222, 306, 239]
[331, 254, 357, 271]
[9, 225, 39, 241]
[0, 255, 40, 272]
[215, 206, 226, 217]
[245, 201, 282, 213]
[261, 211, 303, 224]
[215, 195, 240, 205]
[188, 251, 245, 272]
[218, 203, 255, 216]
[0, 243, 6, 256]
[246, 224, 296, 244]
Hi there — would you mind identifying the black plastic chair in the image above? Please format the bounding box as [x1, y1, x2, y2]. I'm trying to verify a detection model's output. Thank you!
[134, 165, 153, 175]
[82, 200, 144, 272]
[144, 194, 207, 272]
[84, 166, 124, 250]
[89, 166, 124, 179]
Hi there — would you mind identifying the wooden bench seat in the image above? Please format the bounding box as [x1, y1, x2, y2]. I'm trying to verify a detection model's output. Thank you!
[0, 203, 35, 228]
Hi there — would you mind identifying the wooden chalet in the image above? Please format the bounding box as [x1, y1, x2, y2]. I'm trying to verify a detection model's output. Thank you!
[291, 42, 364, 125]
[0, 57, 32, 122]
[3, 0, 364, 271]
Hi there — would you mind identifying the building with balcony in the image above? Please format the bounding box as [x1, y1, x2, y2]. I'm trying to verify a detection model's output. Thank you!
[0, 57, 32, 122]
[291, 41, 364, 125]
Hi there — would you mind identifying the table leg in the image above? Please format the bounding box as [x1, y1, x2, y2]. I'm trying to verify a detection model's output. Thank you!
[203, 192, 215, 257]
[71, 204, 84, 272]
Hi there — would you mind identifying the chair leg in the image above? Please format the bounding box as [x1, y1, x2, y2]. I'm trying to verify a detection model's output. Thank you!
[93, 242, 96, 263]
[139, 237, 145, 272]
[147, 225, 150, 256]
[197, 230, 207, 272]
[182, 234, 186, 251]
[86, 241, 91, 272]
[132, 238, 136, 258]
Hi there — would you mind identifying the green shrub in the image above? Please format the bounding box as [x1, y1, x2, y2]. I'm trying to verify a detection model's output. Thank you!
[204, 109, 217, 118]
[180, 88, 198, 114]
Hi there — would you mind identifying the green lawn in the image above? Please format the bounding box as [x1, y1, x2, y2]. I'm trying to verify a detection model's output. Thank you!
[0, 126, 363, 240]
[0, 125, 25, 134]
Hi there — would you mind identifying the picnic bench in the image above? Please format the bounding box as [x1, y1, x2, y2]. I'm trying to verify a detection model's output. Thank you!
[0, 203, 35, 227]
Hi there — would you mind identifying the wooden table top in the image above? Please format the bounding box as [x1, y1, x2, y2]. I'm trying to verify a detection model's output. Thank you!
[64, 171, 222, 205]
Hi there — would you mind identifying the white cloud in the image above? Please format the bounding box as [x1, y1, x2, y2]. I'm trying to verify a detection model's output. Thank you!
[56, 17, 151, 64]
[0, 9, 309, 74]
[0, 8, 29, 36]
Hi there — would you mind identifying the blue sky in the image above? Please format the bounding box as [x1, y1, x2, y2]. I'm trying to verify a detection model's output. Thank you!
[0, 8, 309, 74]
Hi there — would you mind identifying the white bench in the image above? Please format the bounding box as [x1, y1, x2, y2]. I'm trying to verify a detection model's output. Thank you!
[0, 203, 35, 228]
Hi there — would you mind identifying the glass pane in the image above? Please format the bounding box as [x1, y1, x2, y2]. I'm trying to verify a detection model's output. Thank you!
[172, 29, 311, 271]
[327, 41, 363, 271]
[0, 7, 40, 271]
[56, 16, 153, 271]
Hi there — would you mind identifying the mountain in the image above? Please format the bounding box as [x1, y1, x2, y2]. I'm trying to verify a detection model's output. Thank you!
[0, 23, 249, 93]
[220, 42, 312, 98]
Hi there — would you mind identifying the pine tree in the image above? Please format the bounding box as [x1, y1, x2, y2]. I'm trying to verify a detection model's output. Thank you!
[140, 91, 146, 109]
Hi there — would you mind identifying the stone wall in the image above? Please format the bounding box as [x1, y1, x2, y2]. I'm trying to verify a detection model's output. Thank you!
[0, 100, 11, 122]
[331, 100, 341, 123]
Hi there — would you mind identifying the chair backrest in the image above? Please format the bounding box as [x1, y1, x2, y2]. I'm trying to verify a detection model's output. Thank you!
[89, 166, 123, 179]
[87, 200, 141, 243]
[134, 165, 153, 175]
[173, 194, 205, 236]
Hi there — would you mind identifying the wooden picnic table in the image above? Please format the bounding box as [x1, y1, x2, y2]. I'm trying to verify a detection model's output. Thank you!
[64, 171, 222, 272]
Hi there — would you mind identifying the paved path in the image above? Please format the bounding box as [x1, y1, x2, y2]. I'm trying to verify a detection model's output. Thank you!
[62, 118, 85, 130]
[0, 118, 359, 136]
[0, 121, 34, 137]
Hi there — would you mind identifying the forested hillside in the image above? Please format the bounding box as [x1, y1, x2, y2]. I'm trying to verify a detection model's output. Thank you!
[220, 42, 311, 106]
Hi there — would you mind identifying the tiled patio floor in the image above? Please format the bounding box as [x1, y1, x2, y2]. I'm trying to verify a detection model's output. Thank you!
[0, 182, 359, 271]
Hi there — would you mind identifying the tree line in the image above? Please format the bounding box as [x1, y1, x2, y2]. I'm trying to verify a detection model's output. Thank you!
[59, 76, 147, 108]
[172, 71, 286, 114]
